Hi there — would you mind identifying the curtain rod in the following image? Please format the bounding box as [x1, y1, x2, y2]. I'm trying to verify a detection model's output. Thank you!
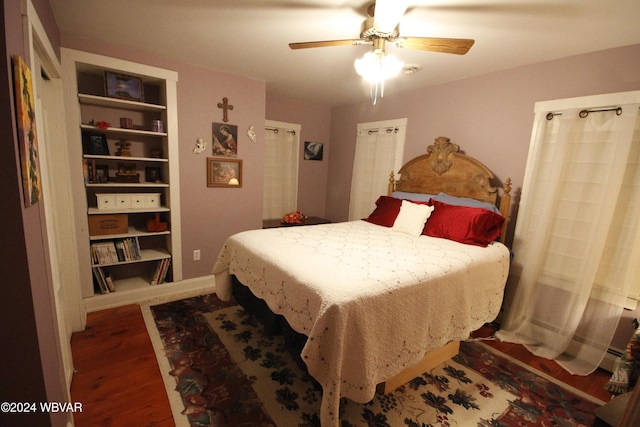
[367, 127, 399, 135]
[546, 106, 623, 120]
[266, 127, 296, 135]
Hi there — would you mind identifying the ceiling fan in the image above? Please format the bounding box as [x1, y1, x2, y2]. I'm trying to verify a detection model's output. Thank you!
[288, 0, 475, 56]
[288, 0, 473, 104]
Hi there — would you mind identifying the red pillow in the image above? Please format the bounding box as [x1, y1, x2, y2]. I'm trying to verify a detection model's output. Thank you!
[423, 200, 504, 246]
[363, 196, 402, 226]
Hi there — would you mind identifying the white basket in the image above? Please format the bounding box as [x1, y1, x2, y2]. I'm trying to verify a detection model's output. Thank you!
[96, 193, 161, 210]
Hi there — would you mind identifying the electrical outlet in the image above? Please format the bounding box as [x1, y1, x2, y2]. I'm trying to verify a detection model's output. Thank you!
[193, 249, 201, 261]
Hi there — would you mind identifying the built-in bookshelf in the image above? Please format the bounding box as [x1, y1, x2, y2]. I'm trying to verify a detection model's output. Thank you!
[62, 49, 183, 308]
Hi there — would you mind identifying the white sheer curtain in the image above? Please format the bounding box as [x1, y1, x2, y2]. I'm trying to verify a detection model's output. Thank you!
[348, 119, 406, 221]
[263, 120, 300, 220]
[497, 92, 640, 375]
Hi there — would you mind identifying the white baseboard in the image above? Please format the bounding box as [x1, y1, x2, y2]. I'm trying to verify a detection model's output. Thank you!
[83, 275, 216, 312]
[601, 346, 624, 373]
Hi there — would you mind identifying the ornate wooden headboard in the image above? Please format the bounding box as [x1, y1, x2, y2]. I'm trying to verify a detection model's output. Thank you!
[389, 136, 512, 243]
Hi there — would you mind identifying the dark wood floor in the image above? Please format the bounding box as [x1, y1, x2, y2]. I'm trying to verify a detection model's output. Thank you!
[70, 305, 174, 427]
[471, 324, 614, 402]
[70, 304, 614, 426]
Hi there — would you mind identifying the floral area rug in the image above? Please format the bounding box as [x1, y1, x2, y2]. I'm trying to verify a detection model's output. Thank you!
[148, 293, 603, 427]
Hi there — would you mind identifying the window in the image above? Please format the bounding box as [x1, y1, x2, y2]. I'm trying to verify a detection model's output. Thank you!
[263, 120, 300, 220]
[348, 118, 407, 221]
[497, 91, 640, 375]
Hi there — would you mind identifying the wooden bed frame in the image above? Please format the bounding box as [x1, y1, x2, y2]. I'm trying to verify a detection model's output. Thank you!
[379, 136, 511, 393]
[389, 136, 511, 244]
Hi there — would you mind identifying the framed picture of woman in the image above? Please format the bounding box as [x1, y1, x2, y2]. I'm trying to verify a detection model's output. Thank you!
[212, 122, 238, 157]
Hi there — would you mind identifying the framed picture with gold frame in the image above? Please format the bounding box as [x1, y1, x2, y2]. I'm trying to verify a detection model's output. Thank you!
[207, 158, 242, 187]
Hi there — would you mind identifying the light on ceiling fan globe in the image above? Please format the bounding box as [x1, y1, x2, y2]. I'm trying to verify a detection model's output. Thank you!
[354, 51, 404, 83]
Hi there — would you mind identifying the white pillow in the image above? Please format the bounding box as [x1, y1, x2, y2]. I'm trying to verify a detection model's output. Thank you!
[391, 200, 434, 236]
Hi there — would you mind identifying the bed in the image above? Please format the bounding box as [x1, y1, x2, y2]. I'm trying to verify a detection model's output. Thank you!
[213, 136, 512, 427]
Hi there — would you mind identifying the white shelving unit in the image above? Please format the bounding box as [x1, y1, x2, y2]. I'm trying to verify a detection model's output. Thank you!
[62, 49, 183, 309]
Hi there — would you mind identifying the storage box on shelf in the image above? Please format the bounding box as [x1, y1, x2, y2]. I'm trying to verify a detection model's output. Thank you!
[62, 48, 182, 308]
[88, 214, 128, 236]
[96, 193, 161, 210]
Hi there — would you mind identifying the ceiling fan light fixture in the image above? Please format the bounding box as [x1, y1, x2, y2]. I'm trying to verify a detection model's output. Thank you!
[354, 50, 403, 105]
[354, 51, 404, 84]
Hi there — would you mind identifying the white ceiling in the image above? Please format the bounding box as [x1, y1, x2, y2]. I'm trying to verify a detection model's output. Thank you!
[50, 0, 640, 107]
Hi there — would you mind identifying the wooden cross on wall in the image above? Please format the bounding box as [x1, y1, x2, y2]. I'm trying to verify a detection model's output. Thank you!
[217, 97, 233, 122]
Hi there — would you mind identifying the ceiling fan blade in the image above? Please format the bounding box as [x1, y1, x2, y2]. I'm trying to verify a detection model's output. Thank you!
[395, 37, 475, 55]
[372, 0, 408, 34]
[289, 39, 365, 49]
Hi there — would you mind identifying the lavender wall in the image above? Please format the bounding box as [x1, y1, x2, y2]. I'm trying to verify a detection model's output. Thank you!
[32, 0, 60, 54]
[266, 94, 331, 218]
[61, 36, 266, 279]
[175, 66, 265, 278]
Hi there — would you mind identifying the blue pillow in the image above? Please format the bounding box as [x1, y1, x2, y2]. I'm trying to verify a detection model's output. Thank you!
[390, 191, 436, 203]
[432, 192, 501, 214]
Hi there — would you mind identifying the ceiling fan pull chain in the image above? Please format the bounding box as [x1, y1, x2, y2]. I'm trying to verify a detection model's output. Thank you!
[370, 79, 387, 106]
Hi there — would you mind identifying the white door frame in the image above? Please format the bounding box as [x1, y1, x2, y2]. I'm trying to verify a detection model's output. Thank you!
[22, 0, 84, 416]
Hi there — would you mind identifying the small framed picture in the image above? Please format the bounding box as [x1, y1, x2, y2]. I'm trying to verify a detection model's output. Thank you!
[207, 158, 242, 187]
[304, 141, 324, 160]
[145, 166, 162, 183]
[117, 163, 137, 176]
[95, 165, 109, 183]
[104, 71, 144, 102]
[116, 162, 139, 183]
[212, 122, 238, 157]
[82, 132, 109, 155]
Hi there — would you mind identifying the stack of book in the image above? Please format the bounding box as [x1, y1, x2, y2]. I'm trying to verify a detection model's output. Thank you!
[91, 237, 141, 265]
[151, 258, 171, 285]
[92, 266, 114, 294]
[83, 159, 108, 184]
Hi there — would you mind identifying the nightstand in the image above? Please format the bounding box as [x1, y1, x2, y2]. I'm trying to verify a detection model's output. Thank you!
[262, 216, 331, 229]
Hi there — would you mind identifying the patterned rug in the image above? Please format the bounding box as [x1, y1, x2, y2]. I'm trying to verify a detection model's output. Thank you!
[145, 293, 604, 427]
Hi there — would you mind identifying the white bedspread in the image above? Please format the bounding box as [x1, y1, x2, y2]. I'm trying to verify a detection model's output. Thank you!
[213, 220, 509, 427]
